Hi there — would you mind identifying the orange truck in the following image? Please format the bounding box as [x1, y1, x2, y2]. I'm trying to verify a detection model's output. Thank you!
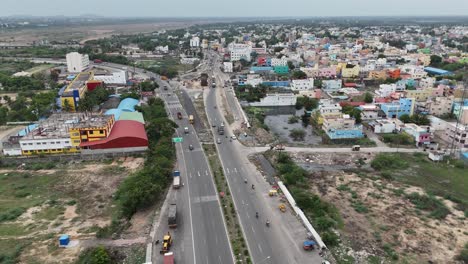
[161, 76, 168, 80]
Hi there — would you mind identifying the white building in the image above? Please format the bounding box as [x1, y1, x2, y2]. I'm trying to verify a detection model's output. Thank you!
[290, 78, 314, 91]
[180, 58, 200, 65]
[419, 77, 435, 89]
[229, 43, 252, 62]
[249, 93, 296, 107]
[322, 80, 342, 92]
[245, 74, 263, 87]
[319, 100, 342, 117]
[270, 57, 288, 67]
[190, 37, 200, 47]
[94, 71, 127, 85]
[224, 62, 233, 73]
[376, 84, 397, 97]
[66, 52, 89, 73]
[371, 119, 400, 133]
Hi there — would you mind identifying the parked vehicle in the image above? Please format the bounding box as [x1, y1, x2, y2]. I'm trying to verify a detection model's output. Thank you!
[93, 59, 103, 64]
[303, 240, 317, 251]
[163, 252, 174, 264]
[231, 135, 237, 140]
[218, 122, 225, 135]
[177, 112, 183, 120]
[352, 145, 361, 151]
[173, 171, 180, 189]
[217, 138, 221, 144]
[168, 203, 177, 228]
[161, 76, 168, 81]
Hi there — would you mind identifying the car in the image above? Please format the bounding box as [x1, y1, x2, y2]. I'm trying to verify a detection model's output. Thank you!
[189, 144, 194, 150]
[217, 138, 221, 144]
[231, 135, 237, 140]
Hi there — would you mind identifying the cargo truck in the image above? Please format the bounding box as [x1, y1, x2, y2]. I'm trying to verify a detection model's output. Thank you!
[163, 252, 174, 264]
[173, 171, 180, 189]
[189, 115, 194, 124]
[168, 203, 177, 228]
[218, 122, 225, 135]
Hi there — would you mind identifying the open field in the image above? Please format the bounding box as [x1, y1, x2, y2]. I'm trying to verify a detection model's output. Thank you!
[0, 157, 149, 264]
[290, 152, 468, 263]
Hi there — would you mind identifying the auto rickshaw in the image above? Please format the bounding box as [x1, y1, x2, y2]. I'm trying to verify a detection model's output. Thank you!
[269, 189, 278, 197]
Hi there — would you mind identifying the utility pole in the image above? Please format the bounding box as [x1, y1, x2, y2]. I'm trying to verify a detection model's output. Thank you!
[448, 66, 467, 158]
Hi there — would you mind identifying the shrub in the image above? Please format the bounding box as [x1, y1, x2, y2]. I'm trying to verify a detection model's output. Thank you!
[289, 129, 306, 141]
[76, 246, 111, 264]
[288, 115, 300, 124]
[0, 207, 26, 222]
[456, 243, 468, 262]
[321, 231, 339, 246]
[371, 153, 408, 170]
[406, 192, 450, 219]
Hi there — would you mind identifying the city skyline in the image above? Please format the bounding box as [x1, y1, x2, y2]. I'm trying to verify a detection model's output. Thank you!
[2, 0, 468, 17]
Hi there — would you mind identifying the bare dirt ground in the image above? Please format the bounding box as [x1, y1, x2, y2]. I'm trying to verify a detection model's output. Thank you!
[0, 157, 150, 264]
[295, 153, 468, 263]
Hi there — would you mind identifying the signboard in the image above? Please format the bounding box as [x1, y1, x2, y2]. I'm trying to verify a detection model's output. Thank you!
[172, 137, 183, 143]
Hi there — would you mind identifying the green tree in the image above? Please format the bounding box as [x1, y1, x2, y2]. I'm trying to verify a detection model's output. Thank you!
[430, 55, 442, 67]
[63, 99, 72, 112]
[91, 246, 111, 264]
[287, 61, 295, 70]
[364, 92, 373, 103]
[292, 70, 307, 79]
[399, 114, 411, 123]
[289, 129, 306, 141]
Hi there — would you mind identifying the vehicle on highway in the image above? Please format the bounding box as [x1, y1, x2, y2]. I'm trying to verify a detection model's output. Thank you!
[163, 252, 174, 264]
[184, 127, 189, 134]
[173, 171, 181, 189]
[160, 232, 173, 254]
[212, 122, 216, 127]
[164, 86, 168, 90]
[177, 112, 182, 120]
[189, 115, 194, 124]
[168, 203, 177, 228]
[217, 138, 221, 144]
[218, 122, 225, 135]
[189, 144, 194, 150]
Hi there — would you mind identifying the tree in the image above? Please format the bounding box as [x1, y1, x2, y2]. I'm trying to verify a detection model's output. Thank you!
[377, 54, 386, 59]
[287, 61, 295, 70]
[292, 70, 307, 79]
[399, 114, 411, 123]
[430, 55, 442, 67]
[63, 99, 72, 112]
[289, 129, 306, 141]
[91, 246, 111, 264]
[364, 92, 373, 103]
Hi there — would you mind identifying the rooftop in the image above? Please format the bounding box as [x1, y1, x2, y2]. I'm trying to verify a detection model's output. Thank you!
[63, 72, 93, 96]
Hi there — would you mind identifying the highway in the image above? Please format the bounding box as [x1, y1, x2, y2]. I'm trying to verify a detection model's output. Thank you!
[204, 54, 323, 263]
[101, 62, 234, 264]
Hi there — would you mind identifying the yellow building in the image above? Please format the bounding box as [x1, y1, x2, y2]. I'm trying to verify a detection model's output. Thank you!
[19, 113, 114, 156]
[339, 63, 360, 78]
[368, 70, 387, 80]
[405, 89, 432, 102]
[61, 71, 94, 111]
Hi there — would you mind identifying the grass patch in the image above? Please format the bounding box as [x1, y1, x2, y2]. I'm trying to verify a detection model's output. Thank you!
[406, 192, 450, 219]
[371, 153, 409, 170]
[34, 206, 65, 221]
[0, 239, 28, 264]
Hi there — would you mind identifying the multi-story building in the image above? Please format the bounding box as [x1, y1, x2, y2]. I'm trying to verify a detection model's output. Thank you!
[400, 123, 431, 147]
[300, 67, 319, 78]
[442, 123, 468, 150]
[94, 71, 127, 85]
[453, 101, 468, 125]
[322, 114, 364, 139]
[60, 71, 94, 111]
[318, 67, 337, 78]
[387, 68, 401, 79]
[290, 78, 314, 91]
[66, 52, 89, 73]
[419, 77, 435, 88]
[379, 98, 415, 118]
[369, 119, 401, 133]
[270, 57, 288, 67]
[375, 84, 397, 98]
[273, 65, 289, 74]
[229, 43, 252, 62]
[322, 80, 342, 92]
[319, 100, 342, 118]
[368, 70, 387, 80]
[190, 37, 200, 47]
[428, 96, 454, 117]
[249, 93, 296, 107]
[358, 104, 380, 120]
[224, 62, 233, 73]
[340, 64, 360, 78]
[405, 89, 432, 102]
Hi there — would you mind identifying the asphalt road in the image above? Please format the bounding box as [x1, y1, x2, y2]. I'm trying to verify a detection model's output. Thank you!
[205, 84, 323, 263]
[100, 62, 234, 264]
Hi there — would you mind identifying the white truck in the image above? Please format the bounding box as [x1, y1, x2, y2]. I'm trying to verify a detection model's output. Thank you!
[173, 171, 180, 189]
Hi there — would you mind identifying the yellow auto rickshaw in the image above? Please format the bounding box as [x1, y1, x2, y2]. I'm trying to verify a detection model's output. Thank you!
[279, 203, 286, 212]
[269, 189, 278, 197]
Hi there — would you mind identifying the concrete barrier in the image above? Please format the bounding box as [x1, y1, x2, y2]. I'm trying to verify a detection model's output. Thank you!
[277, 181, 326, 249]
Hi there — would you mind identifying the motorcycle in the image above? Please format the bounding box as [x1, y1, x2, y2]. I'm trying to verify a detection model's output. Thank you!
[266, 220, 270, 227]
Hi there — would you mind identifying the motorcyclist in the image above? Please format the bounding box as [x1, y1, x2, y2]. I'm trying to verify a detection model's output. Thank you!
[266, 220, 270, 227]
[244, 179, 247, 183]
[255, 212, 259, 218]
[251, 184, 255, 190]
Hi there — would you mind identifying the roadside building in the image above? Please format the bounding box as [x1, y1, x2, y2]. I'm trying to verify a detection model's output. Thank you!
[224, 62, 233, 73]
[290, 78, 314, 91]
[66, 52, 89, 73]
[249, 93, 296, 107]
[94, 71, 127, 85]
[322, 80, 342, 93]
[369, 119, 401, 134]
[229, 43, 252, 62]
[428, 96, 454, 117]
[442, 123, 468, 150]
[399, 123, 432, 147]
[322, 114, 364, 139]
[60, 71, 94, 111]
[190, 37, 200, 47]
[379, 98, 415, 118]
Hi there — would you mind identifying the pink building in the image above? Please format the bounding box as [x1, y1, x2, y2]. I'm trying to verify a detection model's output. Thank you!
[432, 85, 445, 97]
[318, 67, 337, 78]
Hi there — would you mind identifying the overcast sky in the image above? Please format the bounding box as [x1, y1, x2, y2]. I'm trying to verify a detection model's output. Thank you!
[2, 0, 468, 17]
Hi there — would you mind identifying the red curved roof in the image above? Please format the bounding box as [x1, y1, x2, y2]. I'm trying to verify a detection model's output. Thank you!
[80, 120, 148, 149]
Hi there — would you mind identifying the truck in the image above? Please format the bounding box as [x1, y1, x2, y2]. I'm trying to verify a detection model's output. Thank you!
[184, 127, 189, 134]
[163, 252, 174, 264]
[160, 232, 172, 254]
[200, 73, 208, 86]
[161, 76, 168, 81]
[189, 115, 194, 124]
[168, 203, 177, 228]
[173, 171, 180, 189]
[218, 122, 225, 135]
[177, 112, 182, 120]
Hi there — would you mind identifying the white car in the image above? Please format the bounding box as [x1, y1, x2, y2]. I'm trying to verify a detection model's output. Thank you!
[231, 135, 237, 140]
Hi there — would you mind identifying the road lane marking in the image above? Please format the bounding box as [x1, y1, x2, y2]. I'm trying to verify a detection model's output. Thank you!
[226, 168, 230, 174]
[234, 167, 238, 173]
[241, 200, 245, 205]
[205, 170, 208, 176]
[251, 226, 256, 234]
[258, 244, 263, 254]
[197, 171, 201, 177]
[189, 172, 192, 179]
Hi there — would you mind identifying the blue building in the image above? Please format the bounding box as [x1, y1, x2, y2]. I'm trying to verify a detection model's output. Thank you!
[380, 98, 415, 118]
[250, 66, 273, 73]
[262, 81, 290, 87]
[424, 67, 453, 76]
[326, 129, 364, 139]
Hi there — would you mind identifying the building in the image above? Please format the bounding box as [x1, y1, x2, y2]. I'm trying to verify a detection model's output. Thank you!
[419, 77, 436, 88]
[249, 93, 296, 107]
[400, 123, 431, 146]
[270, 57, 288, 67]
[368, 70, 387, 80]
[290, 78, 314, 91]
[322, 80, 342, 93]
[190, 37, 200, 47]
[405, 89, 432, 102]
[380, 98, 415, 118]
[94, 71, 127, 85]
[341, 64, 360, 78]
[369, 119, 401, 134]
[224, 62, 233, 73]
[319, 100, 342, 119]
[375, 84, 397, 98]
[273, 66, 289, 74]
[453, 100, 468, 125]
[61, 71, 94, 111]
[322, 114, 364, 139]
[66, 52, 89, 73]
[424, 67, 453, 76]
[428, 96, 454, 117]
[229, 43, 252, 62]
[250, 66, 273, 73]
[18, 113, 114, 156]
[442, 123, 468, 150]
[359, 104, 380, 120]
[318, 67, 337, 78]
[387, 68, 401, 79]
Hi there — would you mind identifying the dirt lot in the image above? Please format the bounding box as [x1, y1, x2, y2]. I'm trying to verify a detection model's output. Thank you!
[0, 157, 149, 264]
[292, 153, 468, 263]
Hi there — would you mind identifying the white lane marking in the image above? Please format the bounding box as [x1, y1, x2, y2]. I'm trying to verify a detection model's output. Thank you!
[251, 226, 256, 234]
[258, 244, 263, 254]
[234, 167, 238, 173]
[218, 256, 222, 264]
[241, 200, 245, 205]
[189, 172, 192, 179]
[198, 171, 201, 177]
[226, 168, 230, 174]
[205, 170, 208, 176]
[246, 212, 250, 219]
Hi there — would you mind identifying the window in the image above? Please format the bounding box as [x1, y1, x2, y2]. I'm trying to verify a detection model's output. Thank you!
[99, 130, 104, 134]
[56, 142, 60, 144]
[28, 143, 33, 145]
[73, 140, 80, 143]
[51, 142, 55, 144]
[89, 131, 94, 135]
